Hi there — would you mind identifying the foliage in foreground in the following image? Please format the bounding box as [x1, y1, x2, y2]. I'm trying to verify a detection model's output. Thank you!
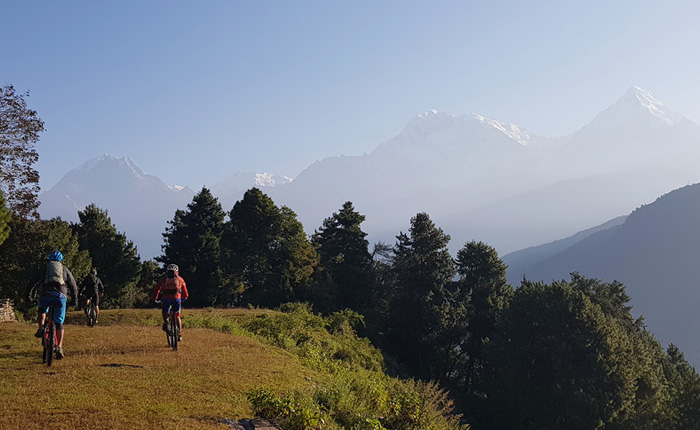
[183, 303, 468, 430]
[248, 376, 466, 430]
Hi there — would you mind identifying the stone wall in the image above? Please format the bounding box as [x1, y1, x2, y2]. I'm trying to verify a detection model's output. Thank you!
[0, 299, 17, 322]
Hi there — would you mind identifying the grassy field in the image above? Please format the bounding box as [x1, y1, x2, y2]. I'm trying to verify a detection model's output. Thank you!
[0, 308, 317, 430]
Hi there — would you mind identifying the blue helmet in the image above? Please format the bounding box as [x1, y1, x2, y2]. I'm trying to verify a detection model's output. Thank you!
[48, 250, 63, 261]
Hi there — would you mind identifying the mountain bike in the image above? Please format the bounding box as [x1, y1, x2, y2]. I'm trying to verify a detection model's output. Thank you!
[165, 306, 179, 351]
[156, 300, 180, 351]
[85, 299, 97, 327]
[42, 303, 58, 366]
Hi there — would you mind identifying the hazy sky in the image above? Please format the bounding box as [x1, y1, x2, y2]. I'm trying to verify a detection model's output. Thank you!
[4, 1, 700, 190]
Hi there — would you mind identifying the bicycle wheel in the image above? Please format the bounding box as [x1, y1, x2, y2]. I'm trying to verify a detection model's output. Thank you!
[170, 313, 178, 351]
[165, 315, 172, 347]
[87, 302, 96, 327]
[42, 329, 48, 363]
[45, 321, 55, 367]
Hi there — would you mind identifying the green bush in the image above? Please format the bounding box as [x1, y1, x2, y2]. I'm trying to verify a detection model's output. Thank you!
[249, 369, 468, 430]
[243, 303, 384, 372]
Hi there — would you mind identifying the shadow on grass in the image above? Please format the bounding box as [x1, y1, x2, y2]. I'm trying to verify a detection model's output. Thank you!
[100, 363, 144, 368]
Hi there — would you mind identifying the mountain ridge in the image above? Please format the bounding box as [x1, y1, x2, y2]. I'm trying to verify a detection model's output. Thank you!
[502, 183, 700, 366]
[39, 87, 700, 260]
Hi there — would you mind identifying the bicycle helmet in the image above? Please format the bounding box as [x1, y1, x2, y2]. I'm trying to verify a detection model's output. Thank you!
[48, 250, 63, 261]
[166, 263, 179, 272]
[91, 268, 97, 275]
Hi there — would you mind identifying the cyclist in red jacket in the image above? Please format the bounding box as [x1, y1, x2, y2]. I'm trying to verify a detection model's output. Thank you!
[152, 264, 189, 341]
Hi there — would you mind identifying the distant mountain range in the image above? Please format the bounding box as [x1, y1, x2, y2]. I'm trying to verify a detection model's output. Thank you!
[502, 183, 700, 367]
[39, 86, 700, 258]
[268, 86, 700, 253]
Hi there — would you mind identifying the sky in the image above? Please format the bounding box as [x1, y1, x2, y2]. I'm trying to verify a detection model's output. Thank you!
[3, 0, 700, 191]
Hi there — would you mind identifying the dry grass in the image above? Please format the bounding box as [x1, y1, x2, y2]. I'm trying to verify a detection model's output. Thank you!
[0, 309, 317, 430]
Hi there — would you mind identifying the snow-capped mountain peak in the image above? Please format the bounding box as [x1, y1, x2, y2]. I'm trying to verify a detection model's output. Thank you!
[74, 153, 149, 180]
[583, 86, 685, 133]
[473, 114, 531, 146]
[623, 86, 682, 125]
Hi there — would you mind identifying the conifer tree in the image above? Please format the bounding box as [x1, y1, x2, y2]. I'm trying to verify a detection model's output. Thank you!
[386, 212, 456, 380]
[452, 241, 512, 394]
[312, 201, 374, 313]
[482, 276, 675, 430]
[665, 344, 700, 428]
[72, 204, 141, 308]
[221, 188, 319, 308]
[159, 187, 225, 307]
[0, 217, 91, 315]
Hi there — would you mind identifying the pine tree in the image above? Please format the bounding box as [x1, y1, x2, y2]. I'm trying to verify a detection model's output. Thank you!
[312, 201, 374, 313]
[72, 204, 141, 308]
[482, 276, 674, 430]
[386, 212, 456, 380]
[221, 188, 319, 308]
[0, 217, 91, 315]
[453, 241, 512, 394]
[159, 187, 225, 307]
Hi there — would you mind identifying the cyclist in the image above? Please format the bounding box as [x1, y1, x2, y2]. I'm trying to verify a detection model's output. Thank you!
[34, 250, 79, 360]
[152, 263, 188, 342]
[80, 268, 104, 323]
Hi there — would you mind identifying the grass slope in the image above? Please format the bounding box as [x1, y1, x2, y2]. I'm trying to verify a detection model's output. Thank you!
[0, 309, 315, 430]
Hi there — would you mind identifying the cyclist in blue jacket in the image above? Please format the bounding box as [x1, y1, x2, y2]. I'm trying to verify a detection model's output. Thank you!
[34, 250, 79, 359]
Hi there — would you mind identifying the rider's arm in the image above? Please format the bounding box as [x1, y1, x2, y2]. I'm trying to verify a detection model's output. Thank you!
[64, 267, 79, 305]
[152, 277, 164, 301]
[97, 277, 105, 295]
[180, 277, 189, 301]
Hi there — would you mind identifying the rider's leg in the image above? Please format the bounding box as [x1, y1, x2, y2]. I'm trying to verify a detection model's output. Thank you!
[54, 297, 68, 349]
[56, 327, 64, 347]
[162, 307, 169, 331]
[35, 296, 48, 336]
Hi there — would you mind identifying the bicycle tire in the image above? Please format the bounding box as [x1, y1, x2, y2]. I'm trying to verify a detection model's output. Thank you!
[170, 313, 178, 351]
[87, 302, 96, 327]
[46, 321, 55, 367]
[42, 333, 47, 363]
[165, 315, 172, 347]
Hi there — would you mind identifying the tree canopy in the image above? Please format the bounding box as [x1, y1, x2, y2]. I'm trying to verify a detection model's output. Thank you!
[0, 217, 91, 316]
[385, 212, 456, 380]
[311, 201, 374, 314]
[0, 85, 45, 218]
[159, 187, 226, 307]
[221, 187, 319, 308]
[0, 190, 11, 247]
[72, 204, 142, 308]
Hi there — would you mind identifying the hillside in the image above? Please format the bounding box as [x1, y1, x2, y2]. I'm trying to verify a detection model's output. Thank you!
[0, 307, 465, 430]
[0, 309, 313, 429]
[502, 183, 700, 366]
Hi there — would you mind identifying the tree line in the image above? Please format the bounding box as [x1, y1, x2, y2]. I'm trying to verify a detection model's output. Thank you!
[2, 84, 700, 429]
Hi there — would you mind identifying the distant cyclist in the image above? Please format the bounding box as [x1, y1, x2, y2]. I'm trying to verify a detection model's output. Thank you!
[80, 268, 104, 323]
[152, 264, 189, 342]
[34, 250, 79, 360]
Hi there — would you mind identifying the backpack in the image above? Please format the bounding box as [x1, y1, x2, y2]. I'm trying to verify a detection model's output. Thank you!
[163, 276, 181, 294]
[45, 260, 65, 285]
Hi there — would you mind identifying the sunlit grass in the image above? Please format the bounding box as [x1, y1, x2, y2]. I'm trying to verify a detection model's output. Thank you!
[0, 309, 317, 429]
